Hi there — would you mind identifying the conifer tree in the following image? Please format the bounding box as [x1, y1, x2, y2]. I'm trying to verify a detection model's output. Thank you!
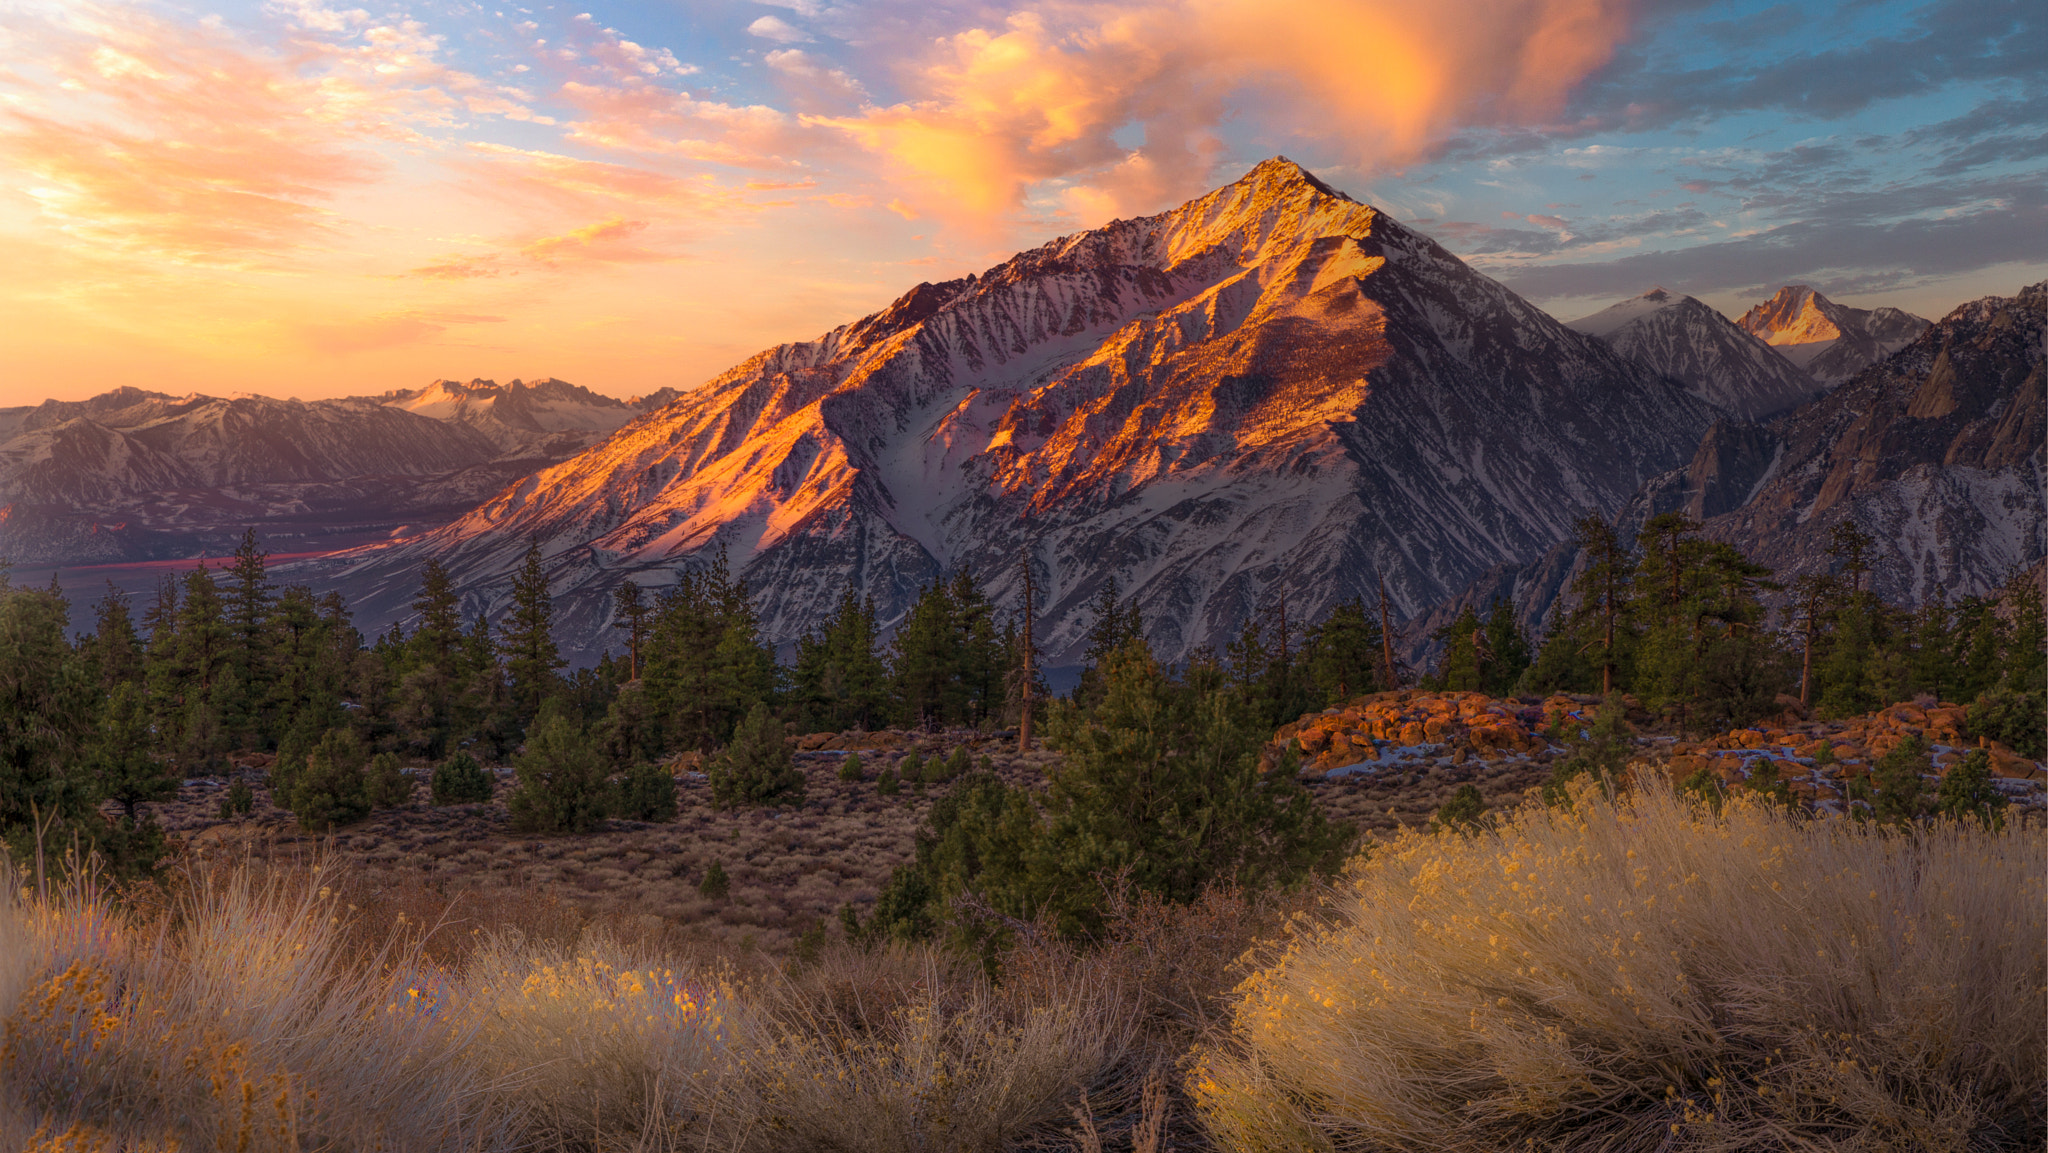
[0, 576, 103, 860]
[1073, 578, 1144, 708]
[1429, 606, 1485, 692]
[1302, 596, 1383, 703]
[365, 751, 412, 809]
[430, 752, 494, 805]
[1480, 600, 1532, 694]
[611, 580, 650, 681]
[289, 727, 371, 831]
[89, 681, 179, 823]
[223, 528, 274, 739]
[507, 704, 609, 833]
[83, 581, 142, 690]
[1566, 513, 1635, 696]
[173, 565, 232, 768]
[708, 702, 805, 809]
[502, 540, 565, 724]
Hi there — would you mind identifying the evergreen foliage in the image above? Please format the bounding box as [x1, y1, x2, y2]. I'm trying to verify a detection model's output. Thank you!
[708, 703, 805, 809]
[1935, 748, 2008, 828]
[289, 728, 371, 831]
[365, 751, 412, 809]
[698, 860, 730, 900]
[1429, 784, 1488, 834]
[1856, 734, 1934, 826]
[1542, 702, 1633, 806]
[612, 761, 678, 822]
[502, 540, 566, 724]
[876, 763, 900, 797]
[430, 752, 494, 805]
[837, 751, 864, 782]
[864, 636, 1353, 946]
[793, 587, 890, 732]
[507, 705, 609, 833]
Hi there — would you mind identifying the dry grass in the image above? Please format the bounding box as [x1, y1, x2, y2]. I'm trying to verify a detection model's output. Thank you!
[1194, 774, 2048, 1152]
[0, 852, 1150, 1151]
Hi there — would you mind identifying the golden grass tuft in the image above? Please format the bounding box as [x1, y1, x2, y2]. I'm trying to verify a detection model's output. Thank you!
[1194, 774, 2047, 1151]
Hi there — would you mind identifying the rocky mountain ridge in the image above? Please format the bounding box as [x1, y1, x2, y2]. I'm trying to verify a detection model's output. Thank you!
[0, 381, 652, 564]
[1415, 282, 2044, 653]
[302, 158, 1720, 664]
[1569, 288, 1822, 420]
[1737, 285, 1929, 385]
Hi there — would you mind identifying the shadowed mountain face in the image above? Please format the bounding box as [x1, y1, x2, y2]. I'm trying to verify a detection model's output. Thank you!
[1570, 288, 1822, 420]
[305, 158, 1719, 663]
[1737, 285, 1929, 385]
[1417, 282, 2045, 653]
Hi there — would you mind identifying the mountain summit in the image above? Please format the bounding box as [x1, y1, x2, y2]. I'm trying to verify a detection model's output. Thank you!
[313, 158, 1717, 662]
[1570, 288, 1820, 419]
[1737, 285, 1928, 384]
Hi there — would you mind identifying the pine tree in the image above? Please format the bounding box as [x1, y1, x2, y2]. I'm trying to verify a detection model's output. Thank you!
[223, 528, 274, 740]
[1429, 606, 1485, 692]
[173, 565, 233, 769]
[289, 728, 371, 831]
[502, 539, 565, 724]
[1073, 578, 1143, 708]
[1565, 513, 1634, 697]
[365, 751, 413, 809]
[88, 681, 179, 823]
[507, 705, 609, 833]
[612, 760, 678, 822]
[891, 579, 960, 728]
[1303, 596, 1383, 703]
[83, 581, 141, 690]
[1480, 599, 1532, 694]
[611, 580, 650, 681]
[708, 703, 805, 809]
[430, 752, 495, 804]
[0, 577, 104, 863]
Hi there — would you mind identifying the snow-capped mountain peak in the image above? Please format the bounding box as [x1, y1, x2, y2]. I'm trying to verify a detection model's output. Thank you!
[1737, 285, 1930, 384]
[307, 156, 1717, 665]
[1570, 288, 1820, 419]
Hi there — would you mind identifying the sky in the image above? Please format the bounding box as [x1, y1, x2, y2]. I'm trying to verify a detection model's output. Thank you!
[0, 0, 2040, 405]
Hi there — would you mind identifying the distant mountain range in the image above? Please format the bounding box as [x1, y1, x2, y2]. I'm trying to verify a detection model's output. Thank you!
[0, 380, 674, 564]
[4, 160, 2032, 672]
[1415, 282, 2043, 656]
[1568, 288, 1827, 420]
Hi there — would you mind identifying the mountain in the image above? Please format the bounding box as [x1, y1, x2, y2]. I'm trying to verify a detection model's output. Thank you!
[1737, 285, 1929, 385]
[0, 381, 653, 565]
[1569, 288, 1821, 419]
[1689, 282, 2043, 604]
[369, 378, 641, 457]
[306, 158, 1721, 664]
[1418, 282, 2044, 650]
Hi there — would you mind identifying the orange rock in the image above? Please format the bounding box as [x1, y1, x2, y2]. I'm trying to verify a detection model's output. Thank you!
[1399, 721, 1427, 746]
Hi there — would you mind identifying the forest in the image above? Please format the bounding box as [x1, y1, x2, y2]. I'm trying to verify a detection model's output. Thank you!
[0, 508, 2039, 886]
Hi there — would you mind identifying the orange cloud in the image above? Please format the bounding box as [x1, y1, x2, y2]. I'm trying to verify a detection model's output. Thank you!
[817, 0, 1635, 224]
[0, 11, 375, 262]
[522, 216, 668, 265]
[293, 310, 505, 355]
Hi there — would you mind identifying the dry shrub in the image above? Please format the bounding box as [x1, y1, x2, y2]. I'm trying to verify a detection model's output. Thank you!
[451, 931, 732, 1150]
[1194, 775, 2048, 1152]
[710, 940, 1135, 1152]
[0, 859, 486, 1151]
